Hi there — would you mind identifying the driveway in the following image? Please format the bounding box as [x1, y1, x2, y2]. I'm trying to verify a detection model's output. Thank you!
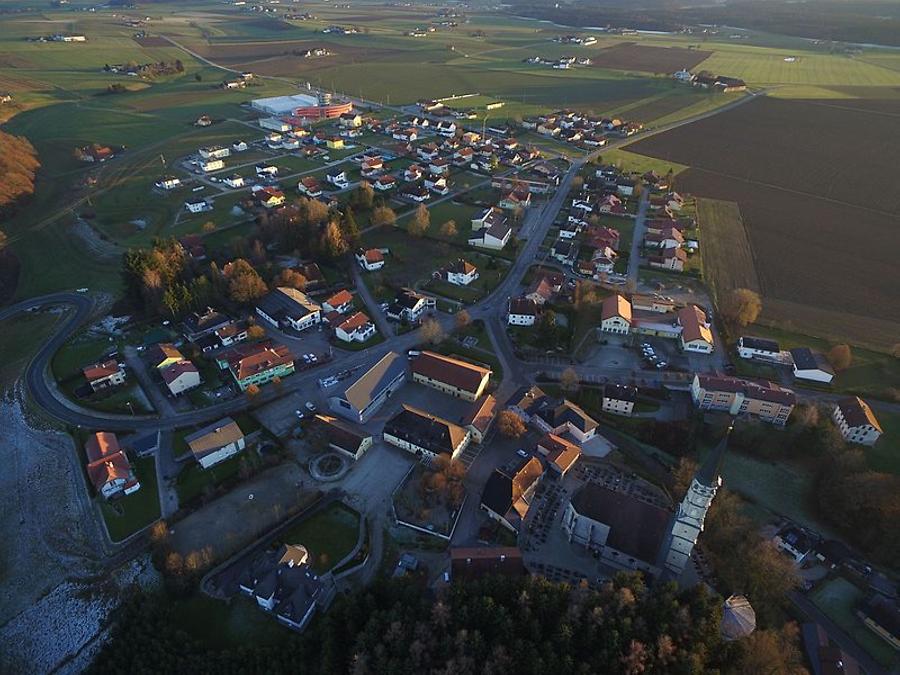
[122, 345, 176, 418]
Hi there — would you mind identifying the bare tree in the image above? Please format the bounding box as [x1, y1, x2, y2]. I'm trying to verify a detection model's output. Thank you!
[455, 310, 471, 331]
[419, 318, 445, 345]
[560, 367, 580, 393]
[720, 288, 762, 329]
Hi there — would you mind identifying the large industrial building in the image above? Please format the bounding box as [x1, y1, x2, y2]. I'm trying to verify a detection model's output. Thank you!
[251, 93, 353, 120]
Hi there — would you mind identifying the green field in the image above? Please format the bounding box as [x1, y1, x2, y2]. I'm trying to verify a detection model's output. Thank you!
[279, 502, 360, 573]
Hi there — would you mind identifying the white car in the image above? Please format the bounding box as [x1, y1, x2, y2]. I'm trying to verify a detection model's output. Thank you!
[516, 449, 529, 458]
[319, 376, 338, 388]
[305, 401, 317, 412]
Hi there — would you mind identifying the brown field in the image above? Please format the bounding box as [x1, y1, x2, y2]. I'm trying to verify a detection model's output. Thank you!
[133, 36, 169, 48]
[591, 43, 711, 74]
[629, 97, 900, 349]
[621, 91, 701, 124]
[238, 18, 295, 32]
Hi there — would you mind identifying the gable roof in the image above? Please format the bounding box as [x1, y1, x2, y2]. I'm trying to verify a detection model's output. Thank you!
[227, 341, 295, 381]
[679, 305, 713, 345]
[85, 431, 121, 463]
[463, 395, 497, 433]
[337, 311, 372, 333]
[83, 359, 120, 381]
[313, 414, 372, 454]
[836, 396, 882, 432]
[384, 404, 469, 455]
[160, 360, 199, 384]
[411, 351, 491, 394]
[480, 456, 543, 523]
[324, 289, 353, 308]
[337, 351, 405, 412]
[601, 294, 632, 322]
[184, 417, 244, 459]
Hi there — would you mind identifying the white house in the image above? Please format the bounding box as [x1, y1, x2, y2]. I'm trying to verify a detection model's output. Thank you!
[678, 305, 714, 354]
[199, 145, 230, 160]
[600, 294, 631, 335]
[335, 312, 376, 343]
[224, 174, 245, 189]
[326, 170, 349, 189]
[185, 417, 246, 469]
[602, 384, 637, 417]
[256, 287, 322, 332]
[255, 164, 278, 177]
[160, 360, 201, 396]
[738, 336, 782, 362]
[443, 259, 479, 286]
[199, 158, 225, 172]
[832, 397, 883, 446]
[508, 297, 538, 326]
[185, 199, 212, 214]
[356, 248, 385, 271]
[322, 289, 354, 314]
[155, 176, 181, 191]
[232, 140, 249, 152]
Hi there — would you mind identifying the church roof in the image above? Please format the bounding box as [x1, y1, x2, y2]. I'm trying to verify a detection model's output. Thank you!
[696, 421, 733, 487]
[721, 595, 756, 641]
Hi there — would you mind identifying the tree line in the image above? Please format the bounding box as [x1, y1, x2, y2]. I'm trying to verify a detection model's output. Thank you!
[0, 129, 39, 215]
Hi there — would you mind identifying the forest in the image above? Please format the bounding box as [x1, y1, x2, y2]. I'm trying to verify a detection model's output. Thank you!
[88, 572, 807, 674]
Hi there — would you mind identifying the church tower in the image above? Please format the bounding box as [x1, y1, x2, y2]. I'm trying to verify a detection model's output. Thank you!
[661, 421, 733, 580]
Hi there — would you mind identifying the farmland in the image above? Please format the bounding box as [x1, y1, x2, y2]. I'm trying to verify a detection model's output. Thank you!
[589, 43, 712, 74]
[626, 96, 900, 349]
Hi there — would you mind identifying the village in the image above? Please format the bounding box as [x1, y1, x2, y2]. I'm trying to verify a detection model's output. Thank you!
[7, 78, 889, 672]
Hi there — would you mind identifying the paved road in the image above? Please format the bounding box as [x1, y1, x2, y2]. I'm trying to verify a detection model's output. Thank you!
[627, 190, 650, 286]
[350, 258, 394, 337]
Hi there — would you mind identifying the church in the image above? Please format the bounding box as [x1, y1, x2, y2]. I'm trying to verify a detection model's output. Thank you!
[561, 422, 733, 582]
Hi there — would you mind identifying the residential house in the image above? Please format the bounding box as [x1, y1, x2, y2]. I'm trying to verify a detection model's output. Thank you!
[644, 227, 684, 249]
[858, 595, 900, 650]
[355, 248, 385, 271]
[238, 545, 326, 632]
[85, 432, 140, 499]
[532, 399, 598, 444]
[148, 343, 184, 370]
[326, 170, 349, 189]
[790, 347, 835, 383]
[298, 177, 323, 198]
[508, 297, 539, 326]
[313, 415, 373, 460]
[401, 184, 430, 202]
[328, 352, 406, 423]
[468, 219, 511, 250]
[335, 312, 376, 343]
[551, 239, 576, 265]
[471, 206, 507, 231]
[773, 525, 815, 564]
[256, 287, 322, 332]
[155, 176, 181, 191]
[417, 143, 440, 162]
[499, 186, 531, 210]
[403, 164, 424, 182]
[219, 341, 296, 391]
[199, 158, 224, 172]
[83, 359, 126, 392]
[434, 120, 457, 137]
[599, 294, 632, 335]
[199, 145, 230, 160]
[462, 394, 497, 444]
[256, 186, 285, 209]
[322, 289, 354, 314]
[256, 164, 278, 178]
[326, 137, 344, 150]
[602, 384, 637, 417]
[691, 373, 796, 426]
[383, 404, 471, 464]
[339, 113, 363, 128]
[185, 417, 246, 468]
[429, 158, 450, 176]
[411, 351, 491, 402]
[480, 456, 544, 532]
[441, 258, 479, 286]
[361, 157, 383, 177]
[160, 360, 201, 396]
[232, 140, 249, 152]
[536, 433, 581, 476]
[224, 174, 245, 189]
[524, 276, 555, 306]
[424, 175, 450, 195]
[387, 288, 432, 323]
[678, 305, 714, 353]
[506, 385, 549, 423]
[832, 397, 883, 446]
[648, 246, 687, 272]
[616, 178, 635, 197]
[185, 198, 212, 214]
[374, 175, 396, 191]
[392, 128, 418, 142]
[596, 193, 625, 215]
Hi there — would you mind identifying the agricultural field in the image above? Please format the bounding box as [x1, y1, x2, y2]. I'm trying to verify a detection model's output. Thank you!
[693, 198, 760, 302]
[589, 43, 712, 74]
[626, 96, 900, 350]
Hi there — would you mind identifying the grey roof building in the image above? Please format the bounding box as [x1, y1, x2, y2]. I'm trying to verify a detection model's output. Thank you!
[328, 351, 406, 423]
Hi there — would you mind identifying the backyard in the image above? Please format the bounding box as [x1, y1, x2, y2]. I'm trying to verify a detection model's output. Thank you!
[278, 502, 360, 574]
[99, 456, 161, 542]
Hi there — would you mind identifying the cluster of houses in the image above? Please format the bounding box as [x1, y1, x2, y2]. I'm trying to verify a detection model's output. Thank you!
[506, 271, 565, 327]
[523, 55, 593, 69]
[554, 34, 598, 46]
[598, 292, 716, 353]
[674, 69, 747, 92]
[521, 110, 643, 148]
[76, 143, 116, 163]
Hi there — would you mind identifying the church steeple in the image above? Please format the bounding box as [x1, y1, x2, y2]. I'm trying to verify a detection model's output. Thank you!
[659, 421, 733, 581]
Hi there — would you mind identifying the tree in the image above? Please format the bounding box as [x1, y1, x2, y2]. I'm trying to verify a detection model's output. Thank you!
[720, 288, 762, 330]
[671, 457, 698, 501]
[440, 219, 458, 238]
[0, 229, 8, 251]
[419, 318, 445, 345]
[351, 182, 375, 210]
[320, 220, 349, 259]
[497, 410, 527, 439]
[247, 324, 265, 341]
[536, 309, 559, 349]
[224, 259, 267, 303]
[277, 268, 307, 290]
[201, 220, 216, 233]
[408, 203, 430, 237]
[571, 175, 584, 191]
[341, 206, 360, 245]
[827, 343, 852, 370]
[246, 383, 261, 398]
[733, 623, 807, 675]
[560, 367, 580, 393]
[455, 310, 471, 331]
[371, 205, 397, 228]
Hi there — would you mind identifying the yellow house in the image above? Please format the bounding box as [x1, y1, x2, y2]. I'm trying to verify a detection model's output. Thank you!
[326, 137, 345, 150]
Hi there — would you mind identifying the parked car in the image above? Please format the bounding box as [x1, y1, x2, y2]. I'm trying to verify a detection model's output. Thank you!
[305, 401, 317, 412]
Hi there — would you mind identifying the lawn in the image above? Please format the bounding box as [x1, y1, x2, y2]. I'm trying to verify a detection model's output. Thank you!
[809, 577, 899, 669]
[0, 310, 61, 388]
[170, 593, 285, 648]
[99, 456, 161, 542]
[175, 452, 247, 505]
[868, 411, 900, 476]
[596, 148, 689, 176]
[278, 502, 361, 573]
[51, 333, 119, 381]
